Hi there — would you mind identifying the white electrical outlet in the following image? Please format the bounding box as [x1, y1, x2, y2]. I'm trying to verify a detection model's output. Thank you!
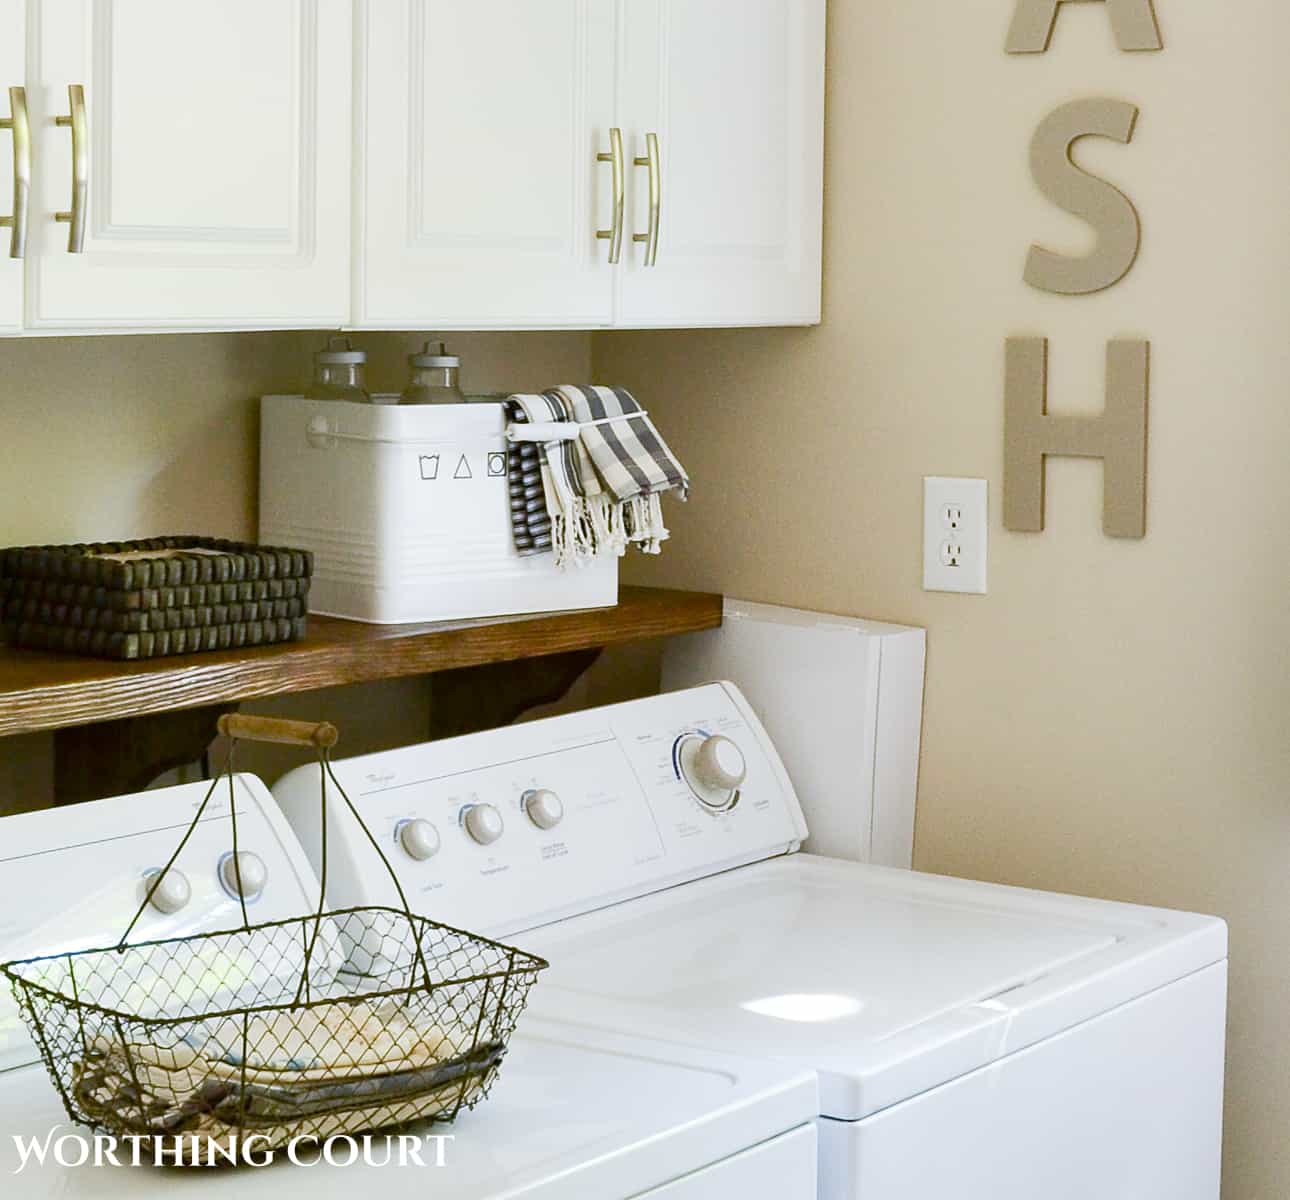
[923, 477, 987, 594]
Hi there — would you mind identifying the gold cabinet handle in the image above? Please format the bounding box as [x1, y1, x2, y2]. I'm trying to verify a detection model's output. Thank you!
[54, 84, 87, 254]
[596, 127, 625, 264]
[632, 132, 661, 267]
[0, 86, 30, 259]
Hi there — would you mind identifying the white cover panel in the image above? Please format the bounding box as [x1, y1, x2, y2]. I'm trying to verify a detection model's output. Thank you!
[662, 599, 925, 867]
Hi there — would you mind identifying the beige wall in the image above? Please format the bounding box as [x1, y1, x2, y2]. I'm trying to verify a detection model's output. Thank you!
[0, 331, 592, 808]
[595, 5, 1290, 1197]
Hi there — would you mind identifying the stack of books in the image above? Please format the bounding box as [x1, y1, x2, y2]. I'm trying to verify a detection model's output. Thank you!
[0, 537, 313, 660]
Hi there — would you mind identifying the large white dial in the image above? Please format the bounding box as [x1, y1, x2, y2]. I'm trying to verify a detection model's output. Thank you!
[220, 851, 268, 900]
[398, 819, 440, 861]
[692, 736, 747, 792]
[143, 868, 191, 914]
[464, 803, 505, 845]
[677, 734, 746, 812]
[523, 788, 564, 831]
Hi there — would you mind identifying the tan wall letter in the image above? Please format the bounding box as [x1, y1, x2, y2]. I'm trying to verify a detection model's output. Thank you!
[1004, 337, 1149, 539]
[1025, 99, 1141, 296]
[1006, 0, 1163, 53]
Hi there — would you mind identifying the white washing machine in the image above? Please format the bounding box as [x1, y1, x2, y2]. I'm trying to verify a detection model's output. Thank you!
[0, 776, 818, 1198]
[275, 682, 1229, 1200]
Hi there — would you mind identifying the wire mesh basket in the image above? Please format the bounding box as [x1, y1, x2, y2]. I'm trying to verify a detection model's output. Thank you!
[1, 715, 548, 1164]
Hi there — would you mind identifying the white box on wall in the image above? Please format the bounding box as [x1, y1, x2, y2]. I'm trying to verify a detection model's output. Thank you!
[661, 599, 926, 868]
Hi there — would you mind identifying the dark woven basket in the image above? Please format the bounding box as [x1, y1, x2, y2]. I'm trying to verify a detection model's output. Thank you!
[0, 718, 546, 1163]
[0, 537, 313, 660]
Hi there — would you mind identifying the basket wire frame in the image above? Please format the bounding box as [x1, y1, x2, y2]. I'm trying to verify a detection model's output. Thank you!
[2, 733, 548, 1162]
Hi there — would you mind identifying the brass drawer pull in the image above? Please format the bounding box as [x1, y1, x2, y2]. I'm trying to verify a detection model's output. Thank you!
[596, 127, 625, 264]
[0, 86, 30, 259]
[54, 84, 87, 254]
[632, 132, 661, 267]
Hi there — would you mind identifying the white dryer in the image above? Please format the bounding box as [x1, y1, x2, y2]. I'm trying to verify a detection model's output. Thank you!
[275, 681, 1229, 1200]
[0, 774, 818, 1199]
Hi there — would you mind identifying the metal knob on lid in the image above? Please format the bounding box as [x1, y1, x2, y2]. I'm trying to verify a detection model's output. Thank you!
[402, 340, 465, 405]
[307, 336, 370, 404]
[409, 340, 460, 370]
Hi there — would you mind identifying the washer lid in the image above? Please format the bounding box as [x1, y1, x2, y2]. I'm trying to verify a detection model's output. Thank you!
[0, 1021, 816, 1197]
[520, 855, 1228, 1120]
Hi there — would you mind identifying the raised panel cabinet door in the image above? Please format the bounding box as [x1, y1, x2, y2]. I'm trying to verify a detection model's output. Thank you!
[0, 0, 25, 331]
[356, 0, 616, 329]
[26, 0, 350, 331]
[617, 0, 825, 328]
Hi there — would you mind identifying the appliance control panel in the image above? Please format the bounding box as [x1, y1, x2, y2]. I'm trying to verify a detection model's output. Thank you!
[274, 683, 808, 937]
[0, 775, 322, 1073]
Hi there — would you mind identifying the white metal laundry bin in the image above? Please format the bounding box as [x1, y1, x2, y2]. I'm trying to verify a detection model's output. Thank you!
[260, 396, 617, 624]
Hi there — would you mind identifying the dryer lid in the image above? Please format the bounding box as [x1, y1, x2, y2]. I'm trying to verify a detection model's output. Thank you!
[520, 854, 1227, 1120]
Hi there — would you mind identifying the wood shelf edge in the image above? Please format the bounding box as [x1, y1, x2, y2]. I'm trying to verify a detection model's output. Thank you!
[0, 586, 722, 739]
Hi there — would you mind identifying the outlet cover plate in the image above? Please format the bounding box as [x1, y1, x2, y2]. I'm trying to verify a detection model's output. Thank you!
[924, 477, 988, 594]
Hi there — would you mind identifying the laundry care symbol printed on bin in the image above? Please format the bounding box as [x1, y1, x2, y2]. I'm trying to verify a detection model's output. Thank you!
[418, 453, 505, 482]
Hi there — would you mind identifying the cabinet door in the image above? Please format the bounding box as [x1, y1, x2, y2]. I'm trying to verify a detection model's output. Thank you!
[27, 0, 350, 331]
[357, 0, 616, 329]
[0, 0, 24, 332]
[617, 0, 825, 327]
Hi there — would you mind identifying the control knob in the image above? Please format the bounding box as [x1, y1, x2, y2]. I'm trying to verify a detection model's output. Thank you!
[143, 868, 191, 915]
[523, 788, 564, 831]
[677, 734, 747, 812]
[464, 803, 504, 846]
[398, 819, 440, 861]
[220, 851, 268, 901]
[691, 735, 747, 793]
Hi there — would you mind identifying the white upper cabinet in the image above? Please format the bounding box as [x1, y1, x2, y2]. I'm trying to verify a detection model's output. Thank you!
[0, 0, 24, 332]
[0, 1, 824, 334]
[25, 0, 351, 331]
[356, 0, 617, 329]
[616, 0, 825, 327]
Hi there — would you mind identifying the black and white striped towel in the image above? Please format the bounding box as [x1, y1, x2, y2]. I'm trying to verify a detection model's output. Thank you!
[505, 385, 689, 566]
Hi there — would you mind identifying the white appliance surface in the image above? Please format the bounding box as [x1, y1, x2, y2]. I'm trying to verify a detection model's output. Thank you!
[0, 1022, 817, 1199]
[274, 683, 807, 938]
[278, 682, 1229, 1199]
[0, 760, 816, 1199]
[518, 852, 1226, 1120]
[661, 599, 926, 867]
[815, 960, 1226, 1200]
[0, 774, 321, 1074]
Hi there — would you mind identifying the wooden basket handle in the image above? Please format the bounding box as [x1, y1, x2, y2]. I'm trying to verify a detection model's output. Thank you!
[216, 713, 339, 749]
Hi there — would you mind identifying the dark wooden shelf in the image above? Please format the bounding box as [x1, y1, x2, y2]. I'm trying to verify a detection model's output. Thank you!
[0, 586, 722, 739]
